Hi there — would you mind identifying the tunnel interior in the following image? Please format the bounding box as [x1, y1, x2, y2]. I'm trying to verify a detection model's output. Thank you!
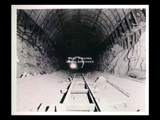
[54, 22, 103, 71]
[15, 7, 148, 113]
[17, 8, 146, 75]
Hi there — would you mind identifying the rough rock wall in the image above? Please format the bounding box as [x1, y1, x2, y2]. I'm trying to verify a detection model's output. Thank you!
[127, 31, 146, 79]
[98, 31, 146, 79]
[17, 36, 59, 78]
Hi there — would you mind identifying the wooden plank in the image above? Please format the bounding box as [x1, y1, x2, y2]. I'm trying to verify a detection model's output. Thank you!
[66, 103, 95, 111]
[72, 84, 85, 89]
[71, 89, 88, 94]
[69, 94, 90, 104]
[73, 82, 85, 85]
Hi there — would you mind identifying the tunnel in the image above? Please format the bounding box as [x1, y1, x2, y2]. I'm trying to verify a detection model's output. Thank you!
[14, 6, 148, 113]
[17, 8, 146, 78]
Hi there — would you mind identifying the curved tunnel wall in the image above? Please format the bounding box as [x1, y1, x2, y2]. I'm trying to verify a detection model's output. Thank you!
[17, 8, 146, 78]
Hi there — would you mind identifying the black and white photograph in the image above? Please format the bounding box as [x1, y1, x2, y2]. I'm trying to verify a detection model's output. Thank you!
[11, 5, 149, 115]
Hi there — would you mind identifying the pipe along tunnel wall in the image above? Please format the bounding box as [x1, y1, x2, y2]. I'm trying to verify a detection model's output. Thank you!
[17, 9, 146, 80]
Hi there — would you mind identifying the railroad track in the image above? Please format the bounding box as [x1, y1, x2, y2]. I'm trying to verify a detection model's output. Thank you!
[37, 73, 101, 112]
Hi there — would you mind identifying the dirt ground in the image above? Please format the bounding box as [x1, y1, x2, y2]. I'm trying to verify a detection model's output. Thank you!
[16, 71, 147, 113]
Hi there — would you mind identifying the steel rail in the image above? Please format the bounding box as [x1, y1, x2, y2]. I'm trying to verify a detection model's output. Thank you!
[81, 73, 101, 112]
[57, 72, 101, 112]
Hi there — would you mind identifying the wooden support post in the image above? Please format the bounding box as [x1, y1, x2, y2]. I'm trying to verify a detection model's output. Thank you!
[131, 10, 139, 25]
[127, 37, 130, 49]
[131, 33, 135, 47]
[115, 31, 120, 45]
[125, 38, 128, 49]
[123, 38, 126, 49]
[125, 17, 132, 32]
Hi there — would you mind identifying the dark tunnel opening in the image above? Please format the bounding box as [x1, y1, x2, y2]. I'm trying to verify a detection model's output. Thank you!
[16, 8, 146, 75]
[54, 24, 104, 72]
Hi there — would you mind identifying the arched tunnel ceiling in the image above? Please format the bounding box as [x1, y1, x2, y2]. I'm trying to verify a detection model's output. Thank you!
[20, 9, 132, 43]
[17, 8, 146, 71]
